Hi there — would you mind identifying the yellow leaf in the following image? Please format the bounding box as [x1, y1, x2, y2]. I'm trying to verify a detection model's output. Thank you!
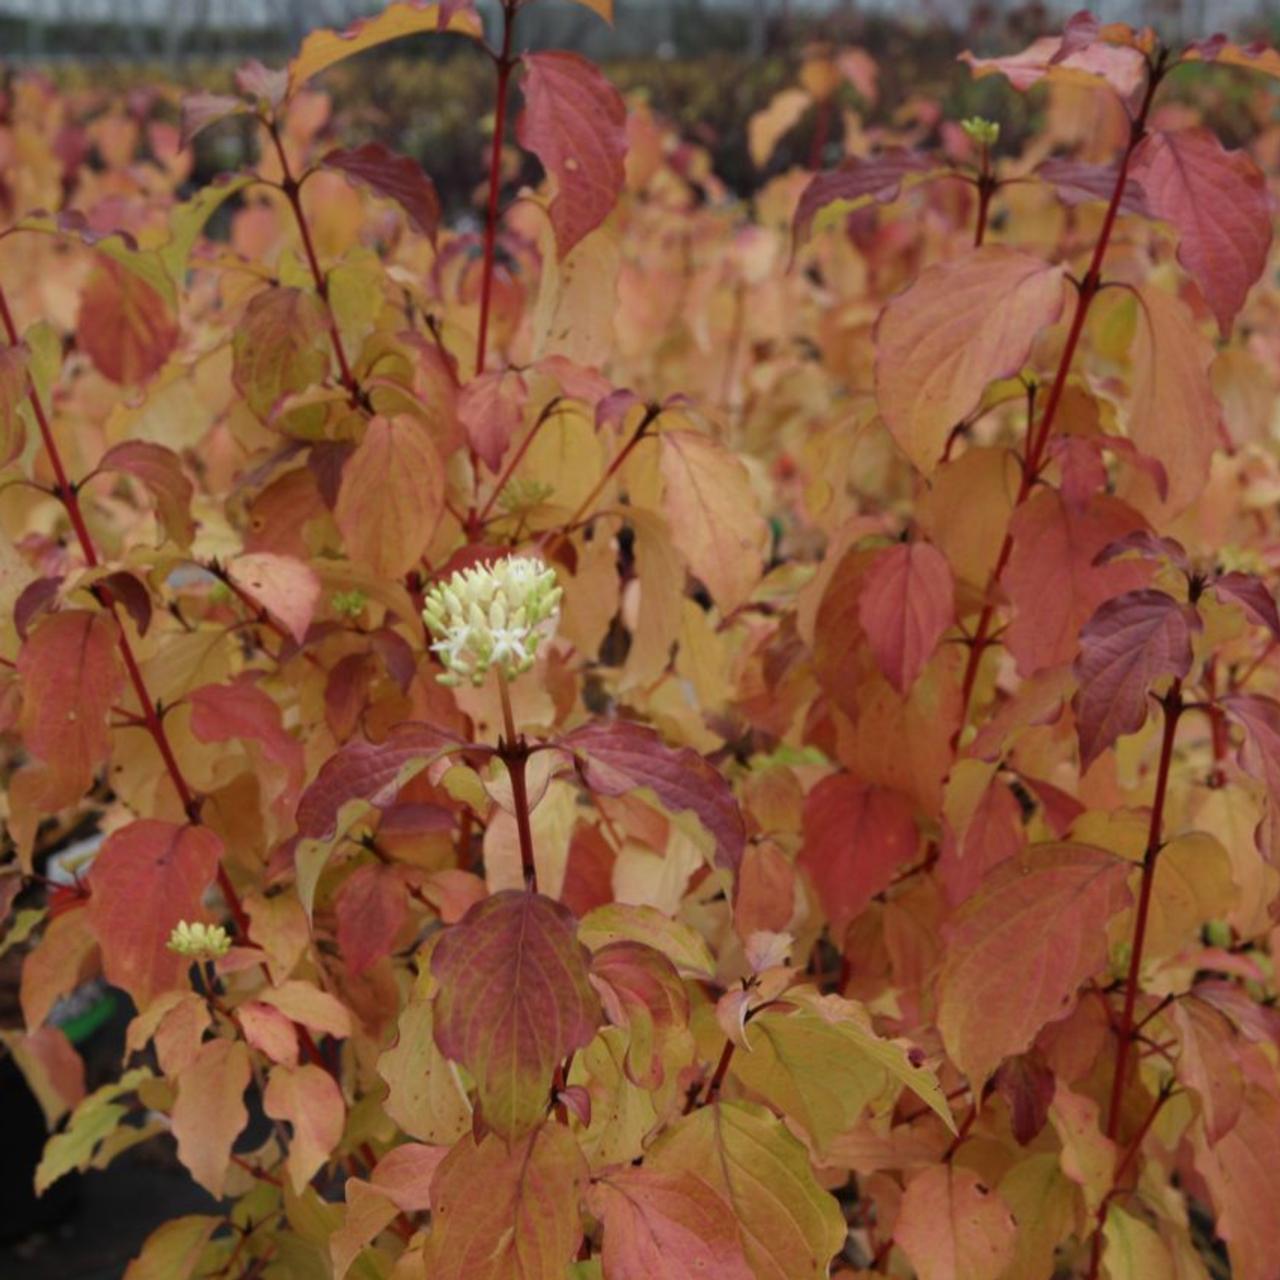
[288, 2, 482, 98]
[659, 427, 766, 615]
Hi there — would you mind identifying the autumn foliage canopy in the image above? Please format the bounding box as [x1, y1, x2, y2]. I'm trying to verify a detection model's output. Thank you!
[1, 2, 1279, 1278]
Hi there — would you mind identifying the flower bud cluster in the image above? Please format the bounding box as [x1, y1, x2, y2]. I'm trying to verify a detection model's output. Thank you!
[960, 116, 1000, 146]
[422, 555, 562, 686]
[167, 920, 232, 959]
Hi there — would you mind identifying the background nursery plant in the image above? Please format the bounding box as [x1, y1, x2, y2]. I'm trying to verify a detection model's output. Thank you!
[0, 2, 1278, 1277]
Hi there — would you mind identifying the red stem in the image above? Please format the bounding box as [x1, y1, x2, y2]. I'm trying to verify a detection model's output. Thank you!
[955, 55, 1166, 732]
[497, 671, 537, 891]
[808, 98, 832, 170]
[1084, 1085, 1175, 1278]
[475, 4, 516, 378]
[973, 163, 995, 248]
[1082, 683, 1183, 1279]
[703, 1037, 735, 1106]
[266, 124, 360, 404]
[475, 396, 563, 526]
[0, 281, 251, 939]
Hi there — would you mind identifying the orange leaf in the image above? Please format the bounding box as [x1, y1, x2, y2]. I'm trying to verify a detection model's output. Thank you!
[1192, 1085, 1280, 1280]
[172, 1037, 250, 1197]
[936, 844, 1132, 1085]
[225, 552, 321, 644]
[1126, 282, 1222, 513]
[76, 257, 178, 385]
[334, 415, 445, 579]
[425, 1123, 588, 1279]
[895, 1164, 1017, 1280]
[0, 342, 29, 467]
[263, 1062, 347, 1192]
[18, 610, 123, 808]
[97, 442, 196, 549]
[431, 890, 601, 1141]
[85, 821, 224, 1011]
[874, 247, 1066, 473]
[659, 428, 766, 615]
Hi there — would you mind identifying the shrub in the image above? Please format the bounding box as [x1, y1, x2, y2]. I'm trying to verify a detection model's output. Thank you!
[1, 3, 1279, 1278]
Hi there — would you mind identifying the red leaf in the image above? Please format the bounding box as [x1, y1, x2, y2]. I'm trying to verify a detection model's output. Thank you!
[431, 890, 601, 1140]
[321, 142, 441, 242]
[1005, 491, 1149, 676]
[1093, 530, 1190, 573]
[589, 940, 688, 1088]
[188, 680, 305, 818]
[76, 257, 178, 385]
[1036, 158, 1150, 217]
[557, 719, 746, 877]
[457, 369, 528, 473]
[1212, 572, 1280, 640]
[98, 441, 196, 548]
[225, 552, 321, 644]
[1072, 589, 1199, 769]
[336, 863, 407, 976]
[516, 51, 626, 258]
[960, 31, 1146, 99]
[993, 1052, 1056, 1145]
[296, 722, 478, 840]
[1052, 10, 1099, 61]
[96, 570, 153, 636]
[14, 576, 62, 641]
[85, 820, 224, 1010]
[1221, 694, 1280, 862]
[937, 844, 1133, 1085]
[587, 1167, 754, 1280]
[857, 541, 955, 695]
[793, 149, 938, 246]
[798, 774, 918, 937]
[18, 610, 123, 807]
[1131, 128, 1272, 336]
[179, 92, 249, 148]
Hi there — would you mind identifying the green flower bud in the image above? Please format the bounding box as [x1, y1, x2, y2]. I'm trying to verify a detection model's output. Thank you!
[167, 920, 232, 959]
[961, 116, 1000, 147]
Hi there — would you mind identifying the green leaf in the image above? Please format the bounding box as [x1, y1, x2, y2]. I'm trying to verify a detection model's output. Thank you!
[648, 1100, 846, 1280]
[730, 989, 955, 1151]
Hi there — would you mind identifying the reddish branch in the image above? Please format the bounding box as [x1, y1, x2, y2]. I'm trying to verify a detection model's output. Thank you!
[475, 0, 517, 378]
[1082, 681, 1183, 1277]
[497, 671, 538, 891]
[955, 50, 1168, 731]
[0, 281, 250, 936]
[265, 122, 361, 405]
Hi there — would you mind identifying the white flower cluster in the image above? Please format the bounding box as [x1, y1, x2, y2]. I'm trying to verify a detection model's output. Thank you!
[422, 555, 562, 687]
[167, 920, 232, 959]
